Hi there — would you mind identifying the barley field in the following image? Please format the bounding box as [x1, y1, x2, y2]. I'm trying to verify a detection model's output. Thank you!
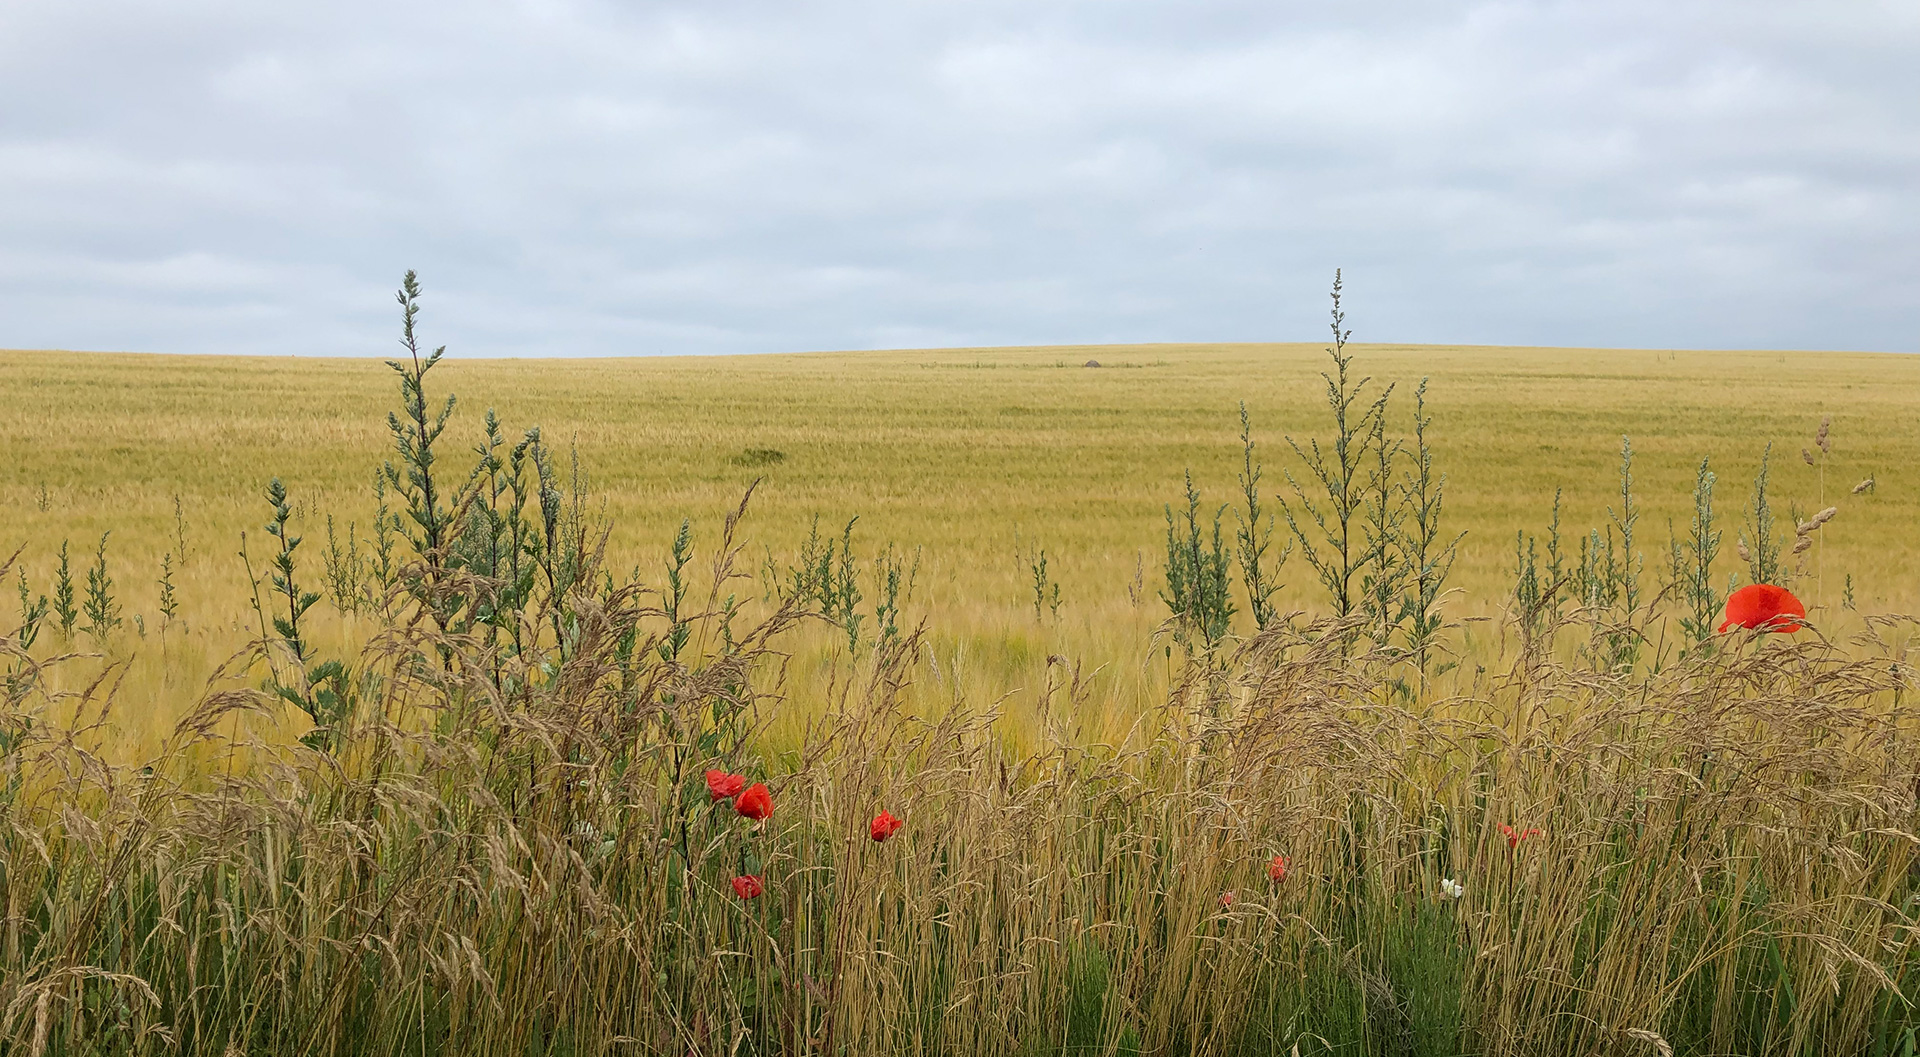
[2, 324, 1918, 1055]
[3, 339, 1916, 752]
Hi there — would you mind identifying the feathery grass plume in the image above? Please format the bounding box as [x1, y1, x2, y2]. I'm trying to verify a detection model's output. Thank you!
[1233, 402, 1287, 630]
[1281, 269, 1395, 623]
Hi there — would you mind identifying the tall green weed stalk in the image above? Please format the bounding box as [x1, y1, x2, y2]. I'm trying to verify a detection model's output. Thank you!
[1397, 380, 1460, 679]
[1742, 443, 1786, 586]
[81, 532, 120, 642]
[1281, 270, 1394, 622]
[1668, 458, 1722, 651]
[51, 541, 76, 640]
[1162, 471, 1235, 652]
[1234, 402, 1286, 631]
[2, 270, 1914, 1057]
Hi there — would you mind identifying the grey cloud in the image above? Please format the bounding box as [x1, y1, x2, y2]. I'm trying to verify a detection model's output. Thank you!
[0, 0, 1914, 356]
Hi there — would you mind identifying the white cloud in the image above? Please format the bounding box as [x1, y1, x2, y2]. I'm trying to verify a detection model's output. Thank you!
[0, 0, 1913, 356]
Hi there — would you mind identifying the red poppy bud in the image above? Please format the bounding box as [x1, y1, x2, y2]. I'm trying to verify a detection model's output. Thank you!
[733, 783, 773, 821]
[1267, 854, 1289, 882]
[706, 770, 747, 801]
[1718, 584, 1807, 634]
[869, 809, 904, 842]
[731, 874, 764, 899]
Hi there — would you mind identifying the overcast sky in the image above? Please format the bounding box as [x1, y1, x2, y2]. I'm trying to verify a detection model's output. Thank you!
[1, 1, 1914, 357]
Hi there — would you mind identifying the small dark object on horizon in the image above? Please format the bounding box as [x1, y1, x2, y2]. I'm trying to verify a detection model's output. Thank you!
[1084, 359, 1100, 368]
[733, 447, 787, 467]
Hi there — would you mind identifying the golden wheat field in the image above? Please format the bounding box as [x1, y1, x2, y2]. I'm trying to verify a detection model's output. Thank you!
[2, 341, 1916, 754]
[5, 337, 1920, 1055]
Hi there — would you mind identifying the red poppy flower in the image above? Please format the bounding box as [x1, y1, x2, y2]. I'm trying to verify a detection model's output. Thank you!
[731, 874, 764, 899]
[1267, 854, 1289, 883]
[1499, 823, 1544, 850]
[1219, 890, 1236, 907]
[1718, 584, 1807, 634]
[706, 770, 746, 801]
[869, 809, 904, 842]
[733, 783, 773, 821]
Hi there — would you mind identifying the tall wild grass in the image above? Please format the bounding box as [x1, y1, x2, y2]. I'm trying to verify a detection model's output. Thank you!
[1, 274, 1916, 1056]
